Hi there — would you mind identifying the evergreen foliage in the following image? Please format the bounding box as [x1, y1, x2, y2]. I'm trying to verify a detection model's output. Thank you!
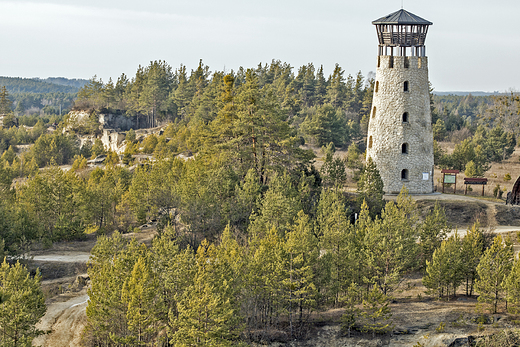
[4, 61, 520, 344]
[423, 233, 464, 298]
[360, 287, 393, 338]
[0, 258, 46, 347]
[475, 235, 514, 314]
[356, 157, 384, 218]
[0, 77, 80, 94]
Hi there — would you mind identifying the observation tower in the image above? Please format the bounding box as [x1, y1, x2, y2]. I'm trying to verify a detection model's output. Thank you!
[366, 9, 434, 194]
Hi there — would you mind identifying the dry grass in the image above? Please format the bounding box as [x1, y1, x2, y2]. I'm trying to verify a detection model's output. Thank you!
[435, 143, 520, 199]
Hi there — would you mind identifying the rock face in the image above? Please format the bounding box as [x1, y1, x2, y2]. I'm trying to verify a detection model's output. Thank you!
[98, 113, 151, 131]
[65, 110, 155, 155]
[101, 129, 126, 153]
[366, 55, 434, 194]
[65, 111, 151, 132]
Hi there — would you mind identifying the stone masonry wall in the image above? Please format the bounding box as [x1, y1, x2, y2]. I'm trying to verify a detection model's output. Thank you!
[366, 55, 434, 194]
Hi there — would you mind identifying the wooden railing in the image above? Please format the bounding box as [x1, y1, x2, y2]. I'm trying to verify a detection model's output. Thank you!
[380, 32, 427, 46]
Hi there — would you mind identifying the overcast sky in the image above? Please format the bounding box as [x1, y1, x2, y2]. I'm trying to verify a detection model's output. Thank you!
[0, 0, 518, 92]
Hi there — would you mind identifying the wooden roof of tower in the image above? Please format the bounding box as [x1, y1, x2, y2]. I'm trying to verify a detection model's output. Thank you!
[372, 9, 432, 25]
[372, 9, 432, 48]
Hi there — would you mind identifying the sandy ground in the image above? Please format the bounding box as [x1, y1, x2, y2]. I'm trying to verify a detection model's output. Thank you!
[33, 289, 88, 347]
[30, 229, 157, 347]
[32, 252, 91, 263]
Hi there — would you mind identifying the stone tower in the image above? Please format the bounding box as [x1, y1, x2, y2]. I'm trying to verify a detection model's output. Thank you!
[366, 9, 434, 194]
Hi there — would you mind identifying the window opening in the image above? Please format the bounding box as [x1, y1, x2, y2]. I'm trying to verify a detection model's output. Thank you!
[372, 106, 376, 118]
[368, 136, 373, 149]
[401, 169, 408, 180]
[402, 112, 409, 123]
[402, 143, 408, 154]
[404, 81, 409, 92]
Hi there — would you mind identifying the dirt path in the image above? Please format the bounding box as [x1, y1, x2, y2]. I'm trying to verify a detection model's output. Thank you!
[30, 229, 157, 347]
[33, 288, 88, 347]
[32, 252, 91, 263]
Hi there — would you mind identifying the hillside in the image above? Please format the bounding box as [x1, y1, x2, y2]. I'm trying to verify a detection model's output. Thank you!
[0, 76, 82, 94]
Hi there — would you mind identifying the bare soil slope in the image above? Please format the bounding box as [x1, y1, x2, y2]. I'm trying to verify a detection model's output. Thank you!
[30, 228, 157, 347]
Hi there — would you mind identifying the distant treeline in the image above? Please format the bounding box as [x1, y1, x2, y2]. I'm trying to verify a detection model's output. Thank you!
[0, 76, 86, 116]
[36, 77, 88, 89]
[0, 76, 82, 94]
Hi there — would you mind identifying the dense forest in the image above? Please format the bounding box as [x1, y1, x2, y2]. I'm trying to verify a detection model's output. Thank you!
[1, 60, 520, 346]
[0, 76, 85, 118]
[0, 76, 84, 94]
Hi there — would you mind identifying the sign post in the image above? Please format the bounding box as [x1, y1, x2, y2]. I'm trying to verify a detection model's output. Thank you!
[464, 178, 488, 196]
[441, 169, 460, 194]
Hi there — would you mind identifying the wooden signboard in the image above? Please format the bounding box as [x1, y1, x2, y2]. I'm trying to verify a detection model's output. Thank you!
[441, 169, 459, 194]
[464, 177, 488, 196]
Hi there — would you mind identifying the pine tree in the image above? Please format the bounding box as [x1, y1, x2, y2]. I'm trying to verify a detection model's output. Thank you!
[422, 233, 464, 298]
[230, 168, 262, 232]
[151, 225, 194, 345]
[461, 223, 485, 296]
[170, 239, 242, 347]
[211, 74, 236, 141]
[505, 254, 520, 313]
[326, 64, 346, 109]
[419, 202, 449, 269]
[345, 143, 363, 180]
[356, 157, 384, 218]
[0, 86, 13, 114]
[320, 142, 347, 188]
[475, 235, 513, 314]
[0, 258, 46, 347]
[363, 188, 418, 295]
[340, 283, 361, 338]
[284, 211, 319, 336]
[244, 226, 286, 334]
[122, 256, 159, 346]
[85, 234, 149, 345]
[360, 287, 393, 338]
[248, 172, 300, 237]
[140, 61, 174, 124]
[314, 65, 328, 106]
[316, 189, 356, 304]
[91, 138, 105, 158]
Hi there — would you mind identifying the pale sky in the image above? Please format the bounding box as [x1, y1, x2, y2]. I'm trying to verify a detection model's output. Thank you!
[0, 0, 518, 92]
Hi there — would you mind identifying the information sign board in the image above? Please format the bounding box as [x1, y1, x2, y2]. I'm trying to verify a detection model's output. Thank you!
[444, 175, 456, 184]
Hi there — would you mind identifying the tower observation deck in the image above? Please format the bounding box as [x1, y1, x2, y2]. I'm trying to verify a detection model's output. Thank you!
[372, 9, 433, 57]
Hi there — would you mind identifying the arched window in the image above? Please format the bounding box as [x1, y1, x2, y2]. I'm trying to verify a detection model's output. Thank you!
[372, 106, 376, 118]
[404, 81, 409, 92]
[402, 143, 408, 154]
[368, 136, 373, 149]
[402, 112, 409, 123]
[401, 169, 409, 180]
[375, 81, 379, 93]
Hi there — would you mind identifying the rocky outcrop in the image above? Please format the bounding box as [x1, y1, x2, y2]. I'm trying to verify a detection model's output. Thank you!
[101, 129, 126, 153]
[250, 325, 475, 347]
[64, 110, 151, 133]
[98, 113, 151, 131]
[65, 110, 156, 155]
